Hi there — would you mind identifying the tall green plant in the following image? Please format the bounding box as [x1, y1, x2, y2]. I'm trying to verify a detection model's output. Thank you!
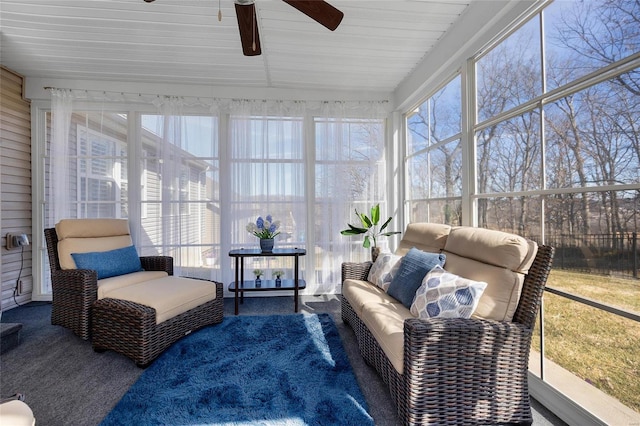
[340, 204, 400, 248]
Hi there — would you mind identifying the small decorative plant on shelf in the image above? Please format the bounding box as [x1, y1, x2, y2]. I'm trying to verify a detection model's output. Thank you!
[340, 204, 400, 262]
[253, 269, 263, 287]
[273, 270, 284, 287]
[247, 214, 281, 252]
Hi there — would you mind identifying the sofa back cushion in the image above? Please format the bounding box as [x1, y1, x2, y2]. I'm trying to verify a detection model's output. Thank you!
[395, 222, 451, 256]
[443, 227, 537, 321]
[56, 219, 133, 270]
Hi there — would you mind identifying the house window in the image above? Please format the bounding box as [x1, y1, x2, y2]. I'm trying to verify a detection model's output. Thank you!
[44, 112, 129, 222]
[405, 75, 462, 225]
[76, 125, 128, 219]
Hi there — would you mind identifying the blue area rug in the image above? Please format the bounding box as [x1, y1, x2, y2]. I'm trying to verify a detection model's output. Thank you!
[100, 313, 373, 426]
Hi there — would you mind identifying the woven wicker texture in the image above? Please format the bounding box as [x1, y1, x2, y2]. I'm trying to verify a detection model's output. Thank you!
[45, 226, 224, 367]
[92, 282, 224, 367]
[342, 244, 554, 425]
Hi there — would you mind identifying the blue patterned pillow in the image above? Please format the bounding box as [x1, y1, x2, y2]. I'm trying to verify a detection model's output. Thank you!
[387, 248, 446, 308]
[71, 245, 143, 279]
[410, 265, 488, 319]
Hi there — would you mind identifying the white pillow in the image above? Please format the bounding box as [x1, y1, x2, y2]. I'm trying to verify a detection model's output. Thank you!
[410, 265, 488, 319]
[367, 253, 402, 292]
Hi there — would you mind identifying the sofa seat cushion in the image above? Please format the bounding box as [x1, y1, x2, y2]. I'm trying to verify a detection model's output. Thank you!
[98, 270, 169, 299]
[342, 279, 398, 317]
[103, 276, 217, 324]
[360, 302, 414, 374]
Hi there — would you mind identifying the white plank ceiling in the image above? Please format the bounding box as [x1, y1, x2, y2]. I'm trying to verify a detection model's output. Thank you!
[0, 0, 472, 93]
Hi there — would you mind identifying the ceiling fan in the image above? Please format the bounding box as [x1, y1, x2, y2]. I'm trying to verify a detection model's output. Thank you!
[143, 0, 344, 57]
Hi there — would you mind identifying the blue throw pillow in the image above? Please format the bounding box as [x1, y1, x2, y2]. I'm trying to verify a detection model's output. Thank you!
[387, 247, 446, 308]
[71, 245, 143, 279]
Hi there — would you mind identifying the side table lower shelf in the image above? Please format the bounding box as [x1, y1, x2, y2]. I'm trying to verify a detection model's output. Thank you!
[228, 279, 307, 314]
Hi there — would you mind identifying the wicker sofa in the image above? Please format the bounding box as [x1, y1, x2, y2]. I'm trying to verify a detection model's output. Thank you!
[45, 219, 224, 367]
[341, 223, 554, 425]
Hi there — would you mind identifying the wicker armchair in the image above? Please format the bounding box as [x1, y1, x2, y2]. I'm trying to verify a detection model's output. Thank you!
[45, 220, 224, 367]
[45, 227, 174, 340]
[342, 243, 554, 425]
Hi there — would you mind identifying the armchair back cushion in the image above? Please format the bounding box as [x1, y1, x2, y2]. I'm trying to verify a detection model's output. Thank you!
[443, 227, 538, 321]
[56, 219, 133, 270]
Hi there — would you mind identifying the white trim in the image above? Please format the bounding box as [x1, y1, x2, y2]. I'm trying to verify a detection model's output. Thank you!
[529, 374, 606, 426]
[388, 110, 403, 251]
[30, 100, 50, 301]
[394, 1, 539, 112]
[304, 111, 316, 293]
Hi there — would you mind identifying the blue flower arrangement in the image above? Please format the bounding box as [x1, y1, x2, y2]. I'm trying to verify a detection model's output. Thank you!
[246, 214, 281, 239]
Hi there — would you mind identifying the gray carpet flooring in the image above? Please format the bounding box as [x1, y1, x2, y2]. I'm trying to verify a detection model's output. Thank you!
[1, 295, 567, 426]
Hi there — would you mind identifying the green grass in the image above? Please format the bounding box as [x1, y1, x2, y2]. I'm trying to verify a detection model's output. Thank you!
[533, 270, 640, 413]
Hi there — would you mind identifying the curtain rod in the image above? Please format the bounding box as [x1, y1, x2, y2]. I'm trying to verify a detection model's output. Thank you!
[42, 86, 389, 105]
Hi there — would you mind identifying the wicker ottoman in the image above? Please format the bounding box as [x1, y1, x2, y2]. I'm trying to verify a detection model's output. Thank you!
[91, 277, 223, 367]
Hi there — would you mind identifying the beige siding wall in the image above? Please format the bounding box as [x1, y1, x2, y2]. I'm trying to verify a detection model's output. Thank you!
[1, 66, 32, 311]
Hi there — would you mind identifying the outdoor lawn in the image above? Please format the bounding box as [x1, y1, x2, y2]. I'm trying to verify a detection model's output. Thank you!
[533, 269, 640, 413]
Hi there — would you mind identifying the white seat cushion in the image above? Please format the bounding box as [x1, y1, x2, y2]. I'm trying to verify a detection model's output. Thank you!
[0, 400, 35, 426]
[359, 302, 414, 374]
[97, 270, 169, 299]
[104, 276, 218, 324]
[342, 279, 398, 317]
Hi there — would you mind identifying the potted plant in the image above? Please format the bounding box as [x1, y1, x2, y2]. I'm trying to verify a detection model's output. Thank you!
[253, 269, 263, 287]
[273, 270, 284, 287]
[340, 204, 400, 262]
[246, 214, 281, 252]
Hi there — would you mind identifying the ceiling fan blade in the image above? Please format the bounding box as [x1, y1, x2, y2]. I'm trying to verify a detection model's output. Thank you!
[235, 2, 262, 56]
[282, 0, 343, 31]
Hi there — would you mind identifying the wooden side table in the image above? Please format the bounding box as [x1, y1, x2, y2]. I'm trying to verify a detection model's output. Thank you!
[228, 248, 306, 315]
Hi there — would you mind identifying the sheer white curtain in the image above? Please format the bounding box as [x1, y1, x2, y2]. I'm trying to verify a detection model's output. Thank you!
[314, 101, 389, 293]
[48, 89, 74, 227]
[227, 100, 307, 282]
[143, 97, 223, 280]
[147, 97, 185, 272]
[43, 90, 388, 296]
